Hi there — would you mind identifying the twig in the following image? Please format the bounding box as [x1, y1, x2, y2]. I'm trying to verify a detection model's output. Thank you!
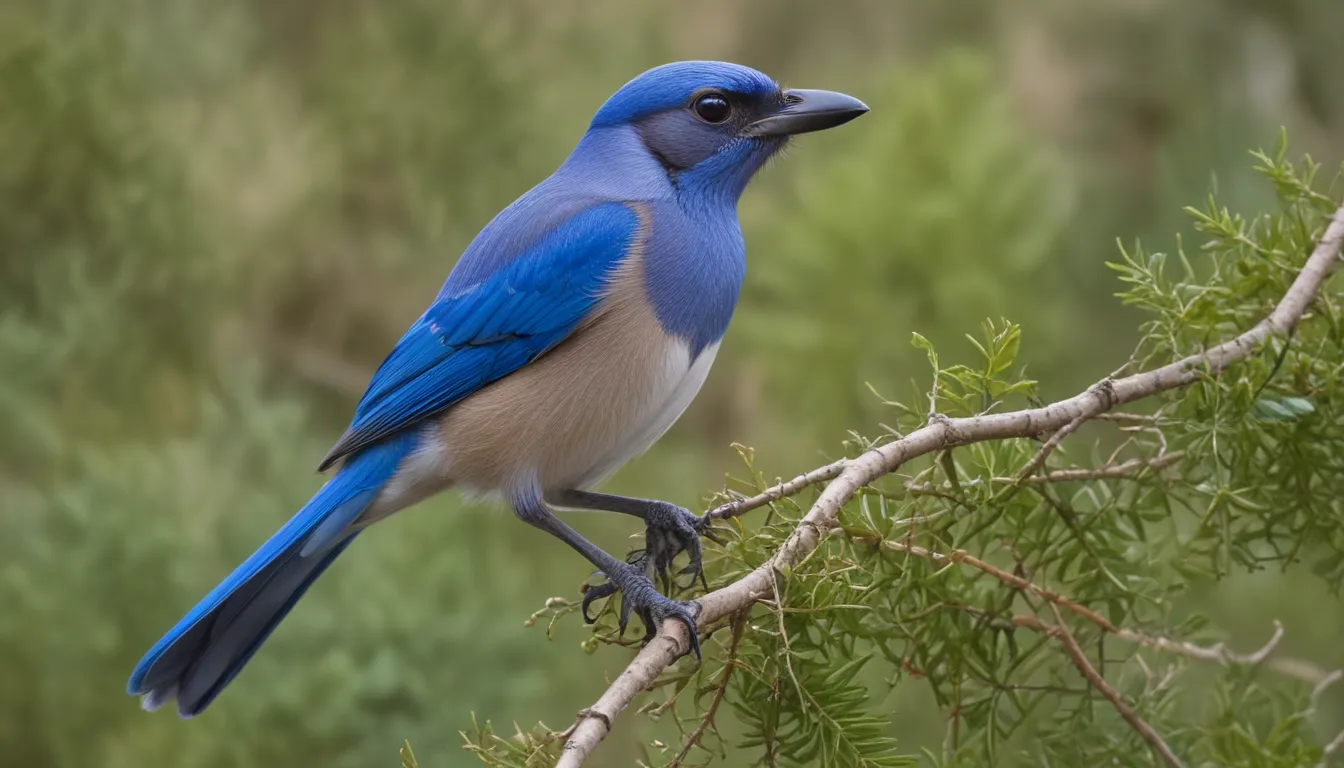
[898, 452, 1186, 496]
[1318, 730, 1344, 767]
[1018, 452, 1184, 484]
[666, 612, 747, 768]
[1095, 412, 1165, 424]
[867, 535, 1327, 684]
[1019, 411, 1092, 481]
[554, 203, 1344, 768]
[1047, 604, 1185, 768]
[703, 459, 848, 521]
[1312, 671, 1344, 767]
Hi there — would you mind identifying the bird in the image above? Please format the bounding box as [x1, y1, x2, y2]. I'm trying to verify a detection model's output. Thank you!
[127, 60, 867, 718]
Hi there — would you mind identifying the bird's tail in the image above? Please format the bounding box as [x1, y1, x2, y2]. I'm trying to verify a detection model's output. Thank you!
[126, 432, 416, 717]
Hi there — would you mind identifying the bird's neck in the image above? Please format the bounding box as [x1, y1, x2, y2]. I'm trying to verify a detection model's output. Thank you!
[559, 127, 750, 220]
[557, 127, 677, 202]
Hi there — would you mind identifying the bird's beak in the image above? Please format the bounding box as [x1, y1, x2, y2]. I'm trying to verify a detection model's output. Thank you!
[746, 88, 869, 137]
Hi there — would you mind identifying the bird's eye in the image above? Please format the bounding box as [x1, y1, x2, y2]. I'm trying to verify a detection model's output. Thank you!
[692, 93, 732, 124]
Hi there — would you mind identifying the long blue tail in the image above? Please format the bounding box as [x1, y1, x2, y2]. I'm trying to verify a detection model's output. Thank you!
[127, 433, 416, 717]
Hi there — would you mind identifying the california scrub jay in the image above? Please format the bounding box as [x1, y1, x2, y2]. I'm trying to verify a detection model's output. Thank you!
[127, 61, 867, 717]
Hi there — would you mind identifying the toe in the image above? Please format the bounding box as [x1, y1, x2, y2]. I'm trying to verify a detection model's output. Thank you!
[581, 581, 617, 623]
[617, 593, 634, 635]
[668, 607, 701, 660]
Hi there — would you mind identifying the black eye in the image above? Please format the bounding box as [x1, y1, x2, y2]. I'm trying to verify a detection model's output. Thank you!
[692, 93, 732, 124]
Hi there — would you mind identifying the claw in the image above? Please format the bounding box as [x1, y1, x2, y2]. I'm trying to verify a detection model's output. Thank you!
[638, 502, 711, 596]
[670, 610, 701, 660]
[581, 580, 617, 623]
[617, 592, 634, 636]
[584, 562, 702, 660]
[699, 522, 727, 546]
[679, 561, 709, 592]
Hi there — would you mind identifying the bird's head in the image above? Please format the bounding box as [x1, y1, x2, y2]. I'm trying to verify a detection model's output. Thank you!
[587, 61, 868, 202]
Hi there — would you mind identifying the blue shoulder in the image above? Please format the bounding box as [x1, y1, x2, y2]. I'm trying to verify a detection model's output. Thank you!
[318, 201, 641, 469]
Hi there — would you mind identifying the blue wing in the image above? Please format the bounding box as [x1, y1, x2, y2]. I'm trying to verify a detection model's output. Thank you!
[318, 201, 640, 470]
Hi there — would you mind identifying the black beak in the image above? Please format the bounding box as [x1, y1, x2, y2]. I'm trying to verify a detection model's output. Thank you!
[746, 88, 869, 137]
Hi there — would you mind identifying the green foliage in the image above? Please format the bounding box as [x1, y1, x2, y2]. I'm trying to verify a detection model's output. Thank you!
[1110, 134, 1344, 582]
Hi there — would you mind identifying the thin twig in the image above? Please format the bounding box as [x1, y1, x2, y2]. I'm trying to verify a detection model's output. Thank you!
[704, 459, 848, 522]
[867, 535, 1326, 684]
[1318, 729, 1344, 767]
[1095, 412, 1165, 424]
[898, 452, 1186, 496]
[1047, 604, 1185, 768]
[1020, 412, 1091, 480]
[554, 203, 1344, 768]
[666, 612, 747, 768]
[989, 408, 1093, 506]
[1018, 452, 1184, 484]
[1313, 671, 1344, 767]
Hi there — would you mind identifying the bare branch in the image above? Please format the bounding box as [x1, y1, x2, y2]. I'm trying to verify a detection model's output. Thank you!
[555, 203, 1344, 767]
[1046, 604, 1185, 768]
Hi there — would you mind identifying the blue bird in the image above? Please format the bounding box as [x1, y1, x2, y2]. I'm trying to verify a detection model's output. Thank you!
[127, 61, 867, 717]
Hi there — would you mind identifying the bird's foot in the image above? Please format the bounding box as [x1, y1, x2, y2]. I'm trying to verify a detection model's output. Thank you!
[581, 562, 701, 658]
[639, 502, 718, 593]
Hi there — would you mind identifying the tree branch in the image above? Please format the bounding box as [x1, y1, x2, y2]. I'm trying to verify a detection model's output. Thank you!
[666, 612, 747, 768]
[895, 451, 1186, 498]
[1018, 451, 1183, 484]
[555, 203, 1344, 768]
[860, 534, 1328, 685]
[1046, 603, 1185, 768]
[703, 458, 848, 522]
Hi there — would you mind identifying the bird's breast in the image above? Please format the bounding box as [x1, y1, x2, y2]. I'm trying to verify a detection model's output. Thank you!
[428, 244, 718, 495]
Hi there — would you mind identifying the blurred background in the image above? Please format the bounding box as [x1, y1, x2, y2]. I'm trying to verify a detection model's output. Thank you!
[3, 0, 1343, 765]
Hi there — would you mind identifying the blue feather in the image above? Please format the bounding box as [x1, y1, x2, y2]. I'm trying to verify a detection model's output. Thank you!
[641, 198, 745, 356]
[127, 432, 416, 717]
[318, 201, 640, 469]
[127, 201, 642, 716]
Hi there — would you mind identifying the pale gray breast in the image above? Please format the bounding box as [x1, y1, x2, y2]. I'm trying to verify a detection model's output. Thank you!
[430, 212, 715, 495]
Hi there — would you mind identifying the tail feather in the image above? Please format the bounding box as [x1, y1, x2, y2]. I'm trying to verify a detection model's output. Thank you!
[128, 433, 416, 717]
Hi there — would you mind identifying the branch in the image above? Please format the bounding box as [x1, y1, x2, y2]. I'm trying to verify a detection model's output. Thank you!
[1018, 451, 1183, 484]
[555, 203, 1344, 768]
[703, 458, 848, 521]
[862, 535, 1328, 685]
[1046, 604, 1185, 768]
[897, 451, 1186, 497]
[1315, 672, 1344, 768]
[666, 612, 747, 768]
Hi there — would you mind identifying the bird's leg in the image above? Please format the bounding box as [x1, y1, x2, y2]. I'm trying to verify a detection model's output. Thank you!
[512, 490, 700, 658]
[548, 489, 717, 595]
